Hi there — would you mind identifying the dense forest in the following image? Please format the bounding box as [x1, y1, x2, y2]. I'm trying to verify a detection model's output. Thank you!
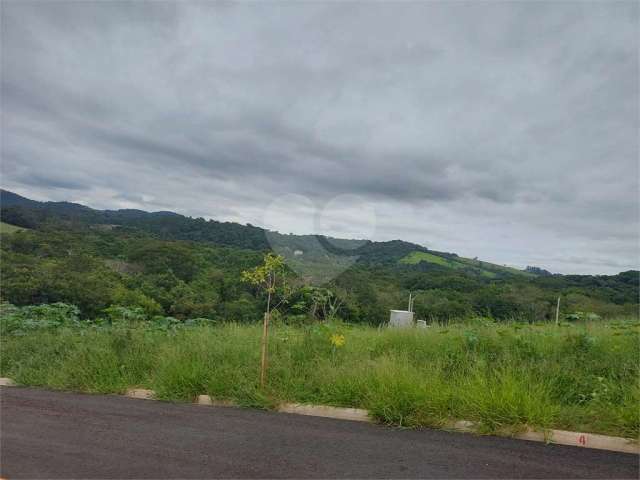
[1, 190, 637, 324]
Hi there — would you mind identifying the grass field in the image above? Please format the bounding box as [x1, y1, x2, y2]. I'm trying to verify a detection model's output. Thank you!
[400, 251, 535, 278]
[0, 221, 25, 234]
[401, 251, 459, 267]
[2, 318, 638, 439]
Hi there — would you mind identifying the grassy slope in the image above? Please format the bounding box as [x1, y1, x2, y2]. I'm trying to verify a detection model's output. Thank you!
[455, 256, 534, 277]
[401, 251, 454, 267]
[0, 221, 25, 234]
[400, 251, 535, 278]
[2, 320, 638, 438]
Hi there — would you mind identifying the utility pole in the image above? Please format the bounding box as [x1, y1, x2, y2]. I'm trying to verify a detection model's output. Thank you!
[407, 291, 420, 313]
[555, 296, 561, 325]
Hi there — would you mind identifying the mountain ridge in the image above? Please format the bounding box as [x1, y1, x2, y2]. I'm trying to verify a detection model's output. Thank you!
[0, 189, 538, 277]
[1, 189, 637, 324]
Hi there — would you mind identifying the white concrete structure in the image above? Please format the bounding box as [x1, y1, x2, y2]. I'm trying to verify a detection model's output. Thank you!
[389, 310, 414, 327]
[126, 388, 154, 399]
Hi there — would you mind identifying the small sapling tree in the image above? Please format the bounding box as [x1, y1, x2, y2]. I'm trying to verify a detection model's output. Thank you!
[242, 253, 290, 387]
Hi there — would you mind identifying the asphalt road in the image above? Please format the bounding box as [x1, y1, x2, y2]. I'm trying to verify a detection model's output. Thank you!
[1, 387, 638, 479]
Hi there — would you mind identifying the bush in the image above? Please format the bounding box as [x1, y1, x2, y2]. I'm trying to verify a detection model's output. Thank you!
[0, 302, 81, 335]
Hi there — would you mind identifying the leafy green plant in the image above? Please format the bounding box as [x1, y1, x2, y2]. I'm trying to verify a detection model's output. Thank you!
[103, 305, 146, 326]
[0, 302, 81, 335]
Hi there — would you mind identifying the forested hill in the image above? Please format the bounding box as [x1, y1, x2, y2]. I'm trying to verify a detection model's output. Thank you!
[1, 189, 638, 323]
[0, 189, 525, 276]
[1, 189, 269, 250]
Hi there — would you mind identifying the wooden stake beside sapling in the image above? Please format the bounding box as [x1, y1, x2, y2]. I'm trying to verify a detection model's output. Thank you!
[242, 253, 289, 388]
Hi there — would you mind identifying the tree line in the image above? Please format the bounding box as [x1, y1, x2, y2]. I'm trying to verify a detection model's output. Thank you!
[1, 225, 637, 324]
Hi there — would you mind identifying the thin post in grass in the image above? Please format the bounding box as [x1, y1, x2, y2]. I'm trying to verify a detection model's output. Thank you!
[555, 296, 561, 325]
[242, 253, 289, 388]
[260, 311, 270, 387]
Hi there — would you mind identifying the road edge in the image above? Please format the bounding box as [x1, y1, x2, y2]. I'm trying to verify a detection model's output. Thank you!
[2, 378, 638, 454]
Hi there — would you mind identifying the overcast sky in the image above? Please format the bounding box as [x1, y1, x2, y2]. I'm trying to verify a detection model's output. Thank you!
[1, 1, 638, 274]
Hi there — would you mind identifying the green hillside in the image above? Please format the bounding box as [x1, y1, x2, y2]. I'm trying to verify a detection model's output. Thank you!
[400, 251, 534, 278]
[0, 189, 529, 278]
[1, 189, 638, 324]
[0, 221, 25, 234]
[401, 251, 465, 267]
[455, 256, 535, 277]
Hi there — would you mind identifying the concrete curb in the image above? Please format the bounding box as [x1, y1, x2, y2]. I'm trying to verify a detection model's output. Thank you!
[1, 378, 637, 454]
[277, 403, 371, 422]
[125, 388, 155, 400]
[195, 394, 236, 407]
[445, 420, 639, 455]
[449, 420, 475, 432]
[277, 406, 640, 454]
[521, 428, 639, 455]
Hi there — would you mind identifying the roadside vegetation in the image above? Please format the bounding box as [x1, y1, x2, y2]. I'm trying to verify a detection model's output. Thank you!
[1, 303, 638, 439]
[1, 196, 638, 442]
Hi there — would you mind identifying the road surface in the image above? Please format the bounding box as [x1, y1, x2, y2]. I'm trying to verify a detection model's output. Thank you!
[1, 387, 638, 478]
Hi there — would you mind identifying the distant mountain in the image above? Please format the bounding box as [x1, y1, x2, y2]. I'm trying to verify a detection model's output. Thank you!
[1, 190, 42, 208]
[0, 189, 534, 278]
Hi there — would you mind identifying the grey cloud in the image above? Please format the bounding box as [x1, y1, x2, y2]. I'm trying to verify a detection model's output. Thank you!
[14, 171, 90, 191]
[1, 1, 637, 274]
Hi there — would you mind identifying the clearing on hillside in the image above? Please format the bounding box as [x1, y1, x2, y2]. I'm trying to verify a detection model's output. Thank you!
[400, 250, 534, 278]
[0, 222, 25, 234]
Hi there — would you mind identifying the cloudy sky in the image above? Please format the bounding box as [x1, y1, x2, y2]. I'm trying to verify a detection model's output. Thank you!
[1, 1, 638, 274]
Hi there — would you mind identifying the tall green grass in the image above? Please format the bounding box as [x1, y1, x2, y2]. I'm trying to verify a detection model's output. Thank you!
[1, 320, 638, 438]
